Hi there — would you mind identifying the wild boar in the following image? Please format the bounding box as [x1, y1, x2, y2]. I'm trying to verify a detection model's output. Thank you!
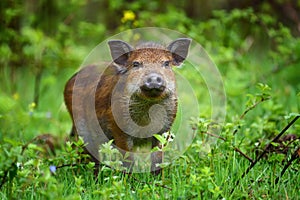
[64, 38, 191, 174]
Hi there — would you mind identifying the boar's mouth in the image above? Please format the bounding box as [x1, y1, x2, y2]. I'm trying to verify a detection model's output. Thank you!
[140, 85, 166, 98]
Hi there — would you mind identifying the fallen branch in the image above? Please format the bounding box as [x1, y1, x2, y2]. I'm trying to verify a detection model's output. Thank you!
[231, 115, 300, 194]
[275, 146, 300, 184]
[233, 147, 254, 164]
[203, 130, 255, 163]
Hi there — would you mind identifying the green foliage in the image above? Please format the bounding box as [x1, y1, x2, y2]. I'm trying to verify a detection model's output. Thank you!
[1, 1, 300, 199]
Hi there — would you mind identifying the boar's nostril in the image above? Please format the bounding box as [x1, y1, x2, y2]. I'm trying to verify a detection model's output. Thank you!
[156, 77, 162, 83]
[147, 77, 152, 84]
[146, 76, 162, 85]
[140, 73, 166, 97]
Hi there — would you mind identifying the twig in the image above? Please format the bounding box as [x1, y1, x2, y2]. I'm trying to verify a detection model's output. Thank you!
[242, 116, 299, 177]
[281, 138, 299, 154]
[239, 97, 271, 120]
[231, 115, 300, 194]
[233, 96, 271, 136]
[56, 163, 78, 169]
[204, 131, 254, 164]
[233, 147, 254, 164]
[275, 146, 300, 184]
[203, 131, 226, 141]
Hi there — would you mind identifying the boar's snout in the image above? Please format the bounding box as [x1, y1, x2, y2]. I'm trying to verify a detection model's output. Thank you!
[140, 73, 166, 98]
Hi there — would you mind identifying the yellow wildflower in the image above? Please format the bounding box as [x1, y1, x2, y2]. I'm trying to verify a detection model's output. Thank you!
[121, 10, 136, 23]
[29, 102, 36, 110]
[13, 93, 19, 100]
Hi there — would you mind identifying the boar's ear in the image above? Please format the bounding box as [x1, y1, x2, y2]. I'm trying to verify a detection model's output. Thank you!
[108, 40, 134, 66]
[167, 38, 191, 66]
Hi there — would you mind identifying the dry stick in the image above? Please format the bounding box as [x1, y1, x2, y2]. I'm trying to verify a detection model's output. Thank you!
[234, 96, 271, 136]
[279, 138, 299, 155]
[239, 97, 270, 120]
[203, 130, 254, 163]
[231, 97, 271, 163]
[275, 146, 300, 184]
[233, 147, 254, 163]
[250, 115, 300, 170]
[203, 131, 226, 141]
[204, 97, 270, 164]
[231, 115, 300, 194]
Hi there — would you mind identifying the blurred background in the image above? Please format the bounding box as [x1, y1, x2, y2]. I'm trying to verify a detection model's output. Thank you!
[1, 0, 299, 141]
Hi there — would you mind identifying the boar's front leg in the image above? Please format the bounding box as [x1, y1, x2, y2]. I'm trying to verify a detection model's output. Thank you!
[151, 137, 163, 175]
[112, 134, 135, 172]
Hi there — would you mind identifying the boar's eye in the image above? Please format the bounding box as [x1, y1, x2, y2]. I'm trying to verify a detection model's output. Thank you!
[163, 61, 170, 68]
[132, 61, 141, 68]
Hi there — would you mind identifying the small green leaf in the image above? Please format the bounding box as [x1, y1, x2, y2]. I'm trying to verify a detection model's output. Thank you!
[284, 113, 300, 119]
[153, 134, 167, 145]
